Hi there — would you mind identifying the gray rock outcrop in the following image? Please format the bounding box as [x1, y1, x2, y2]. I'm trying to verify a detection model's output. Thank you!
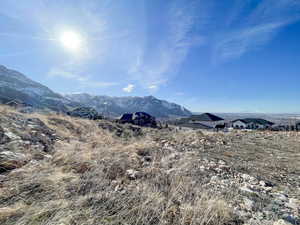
[67, 107, 103, 120]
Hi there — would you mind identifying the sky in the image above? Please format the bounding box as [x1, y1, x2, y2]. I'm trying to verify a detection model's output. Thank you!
[0, 0, 300, 113]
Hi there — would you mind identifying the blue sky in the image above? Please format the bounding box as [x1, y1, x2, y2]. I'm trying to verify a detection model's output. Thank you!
[0, 0, 300, 113]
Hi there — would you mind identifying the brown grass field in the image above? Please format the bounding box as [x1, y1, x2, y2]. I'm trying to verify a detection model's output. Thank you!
[0, 106, 299, 225]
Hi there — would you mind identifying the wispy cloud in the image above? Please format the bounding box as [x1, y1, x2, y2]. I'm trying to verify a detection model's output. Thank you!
[128, 0, 206, 91]
[213, 0, 300, 63]
[48, 67, 118, 88]
[215, 21, 288, 61]
[123, 84, 134, 93]
[148, 85, 158, 90]
[0, 50, 35, 57]
[48, 67, 87, 81]
[175, 92, 184, 96]
[0, 32, 53, 41]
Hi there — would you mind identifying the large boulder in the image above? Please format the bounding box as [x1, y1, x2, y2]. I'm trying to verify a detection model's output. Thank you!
[118, 112, 157, 128]
[67, 107, 102, 120]
[0, 114, 57, 153]
[0, 151, 28, 173]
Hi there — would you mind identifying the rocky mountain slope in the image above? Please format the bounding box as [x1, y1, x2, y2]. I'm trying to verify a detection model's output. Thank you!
[64, 93, 192, 118]
[0, 65, 77, 112]
[0, 65, 191, 118]
[0, 105, 299, 225]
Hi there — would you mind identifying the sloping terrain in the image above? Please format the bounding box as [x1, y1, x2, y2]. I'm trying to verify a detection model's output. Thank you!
[64, 93, 192, 118]
[0, 65, 77, 112]
[0, 65, 191, 118]
[0, 105, 299, 225]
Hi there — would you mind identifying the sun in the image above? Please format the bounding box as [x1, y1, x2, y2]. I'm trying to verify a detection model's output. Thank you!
[59, 31, 83, 52]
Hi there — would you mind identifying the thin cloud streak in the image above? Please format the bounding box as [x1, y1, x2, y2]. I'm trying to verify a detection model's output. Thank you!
[213, 0, 300, 63]
[215, 21, 288, 60]
[0, 50, 35, 57]
[0, 32, 55, 41]
[128, 0, 206, 91]
[48, 67, 118, 88]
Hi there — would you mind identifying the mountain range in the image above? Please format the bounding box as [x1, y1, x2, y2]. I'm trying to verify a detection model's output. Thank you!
[0, 65, 192, 118]
[64, 93, 191, 118]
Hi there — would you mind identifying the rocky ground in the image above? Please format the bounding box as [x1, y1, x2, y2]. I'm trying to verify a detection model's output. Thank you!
[0, 105, 299, 225]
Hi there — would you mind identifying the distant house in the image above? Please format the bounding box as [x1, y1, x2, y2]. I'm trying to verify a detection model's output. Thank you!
[189, 113, 224, 122]
[179, 122, 213, 130]
[176, 113, 225, 129]
[232, 118, 274, 130]
[296, 122, 300, 131]
[5, 100, 29, 108]
[119, 113, 133, 123]
[189, 113, 225, 128]
[118, 112, 157, 128]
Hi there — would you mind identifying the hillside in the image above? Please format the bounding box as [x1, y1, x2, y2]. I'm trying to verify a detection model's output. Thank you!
[0, 65, 77, 112]
[0, 105, 299, 225]
[64, 93, 192, 118]
[0, 65, 191, 118]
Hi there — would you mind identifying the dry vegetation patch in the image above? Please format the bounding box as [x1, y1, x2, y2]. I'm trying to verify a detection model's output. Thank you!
[0, 106, 299, 225]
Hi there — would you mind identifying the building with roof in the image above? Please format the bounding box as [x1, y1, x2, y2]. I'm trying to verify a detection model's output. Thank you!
[175, 113, 225, 130]
[118, 112, 157, 128]
[5, 100, 30, 108]
[296, 122, 300, 131]
[189, 113, 224, 122]
[232, 118, 274, 130]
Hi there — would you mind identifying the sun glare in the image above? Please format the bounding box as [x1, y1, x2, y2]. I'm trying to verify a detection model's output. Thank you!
[59, 31, 83, 52]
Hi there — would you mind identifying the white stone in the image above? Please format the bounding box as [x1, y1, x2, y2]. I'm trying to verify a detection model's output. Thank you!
[4, 131, 20, 140]
[273, 219, 293, 225]
[285, 198, 300, 210]
[126, 169, 141, 180]
[243, 198, 254, 210]
[239, 185, 254, 194]
[259, 180, 266, 186]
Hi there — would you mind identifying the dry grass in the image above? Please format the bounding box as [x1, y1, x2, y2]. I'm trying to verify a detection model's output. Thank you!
[0, 106, 299, 225]
[0, 107, 238, 225]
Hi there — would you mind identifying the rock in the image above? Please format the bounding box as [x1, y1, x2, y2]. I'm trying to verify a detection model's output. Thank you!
[67, 107, 102, 120]
[283, 215, 299, 225]
[273, 219, 294, 225]
[239, 185, 254, 194]
[241, 174, 256, 183]
[0, 151, 28, 172]
[272, 193, 288, 202]
[0, 175, 6, 182]
[0, 126, 10, 144]
[143, 156, 152, 162]
[126, 169, 141, 180]
[210, 176, 219, 182]
[259, 180, 267, 186]
[218, 160, 226, 165]
[243, 198, 254, 211]
[4, 131, 20, 141]
[24, 118, 57, 152]
[285, 198, 300, 211]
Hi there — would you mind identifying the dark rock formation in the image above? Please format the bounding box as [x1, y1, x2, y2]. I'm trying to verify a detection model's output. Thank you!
[67, 107, 103, 120]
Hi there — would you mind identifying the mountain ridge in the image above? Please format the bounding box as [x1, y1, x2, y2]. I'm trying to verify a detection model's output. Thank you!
[0, 65, 192, 118]
[64, 93, 192, 118]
